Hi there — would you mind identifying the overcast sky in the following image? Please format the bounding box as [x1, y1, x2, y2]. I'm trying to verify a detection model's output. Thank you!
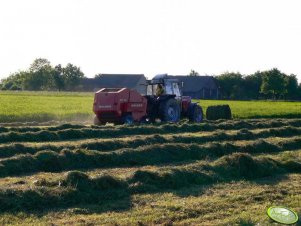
[0, 0, 300, 81]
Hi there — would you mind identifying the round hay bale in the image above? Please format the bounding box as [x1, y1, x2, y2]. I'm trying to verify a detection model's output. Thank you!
[206, 105, 232, 120]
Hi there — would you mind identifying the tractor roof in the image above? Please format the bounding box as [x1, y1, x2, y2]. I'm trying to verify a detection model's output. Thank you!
[150, 74, 179, 84]
[150, 74, 218, 92]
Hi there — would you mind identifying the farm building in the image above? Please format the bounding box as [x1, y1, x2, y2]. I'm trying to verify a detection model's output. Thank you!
[81, 74, 147, 94]
[171, 75, 219, 99]
[81, 74, 218, 99]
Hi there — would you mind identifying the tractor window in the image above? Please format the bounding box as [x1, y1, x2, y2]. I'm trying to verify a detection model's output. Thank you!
[147, 85, 153, 95]
[147, 84, 157, 95]
[147, 85, 154, 95]
[165, 82, 173, 95]
[172, 83, 181, 97]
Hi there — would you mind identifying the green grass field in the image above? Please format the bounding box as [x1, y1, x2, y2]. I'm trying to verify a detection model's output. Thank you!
[0, 91, 93, 123]
[197, 100, 301, 119]
[0, 91, 300, 123]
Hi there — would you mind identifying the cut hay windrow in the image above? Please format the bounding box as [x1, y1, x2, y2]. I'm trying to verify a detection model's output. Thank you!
[0, 174, 129, 212]
[0, 120, 64, 127]
[0, 137, 300, 177]
[130, 152, 301, 191]
[0, 120, 92, 128]
[0, 124, 88, 134]
[80, 126, 301, 152]
[1, 118, 301, 143]
[0, 126, 301, 159]
[0, 152, 300, 212]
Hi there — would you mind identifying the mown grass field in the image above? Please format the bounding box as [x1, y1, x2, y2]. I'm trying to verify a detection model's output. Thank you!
[0, 119, 300, 225]
[0, 91, 300, 225]
[0, 91, 301, 123]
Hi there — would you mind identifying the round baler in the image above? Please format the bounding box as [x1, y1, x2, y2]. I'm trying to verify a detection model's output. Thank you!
[93, 88, 147, 124]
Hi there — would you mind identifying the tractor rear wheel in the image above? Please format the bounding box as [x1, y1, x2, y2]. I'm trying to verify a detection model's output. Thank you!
[188, 104, 203, 123]
[160, 98, 180, 122]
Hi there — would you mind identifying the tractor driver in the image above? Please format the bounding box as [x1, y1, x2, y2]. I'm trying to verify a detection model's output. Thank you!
[156, 84, 165, 96]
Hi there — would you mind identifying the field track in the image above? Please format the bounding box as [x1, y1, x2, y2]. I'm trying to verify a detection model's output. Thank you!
[0, 118, 300, 225]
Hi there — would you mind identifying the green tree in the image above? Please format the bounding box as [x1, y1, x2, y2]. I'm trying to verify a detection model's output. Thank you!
[63, 63, 84, 90]
[298, 84, 301, 99]
[94, 73, 102, 78]
[53, 64, 65, 91]
[244, 71, 263, 99]
[260, 68, 286, 99]
[24, 58, 55, 90]
[285, 74, 299, 99]
[0, 71, 27, 90]
[29, 58, 51, 72]
[189, 69, 199, 76]
[216, 72, 244, 99]
[0, 59, 86, 91]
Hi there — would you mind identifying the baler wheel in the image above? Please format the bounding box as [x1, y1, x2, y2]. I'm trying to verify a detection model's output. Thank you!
[139, 116, 150, 124]
[122, 114, 134, 125]
[160, 98, 180, 122]
[93, 115, 102, 125]
[188, 104, 203, 123]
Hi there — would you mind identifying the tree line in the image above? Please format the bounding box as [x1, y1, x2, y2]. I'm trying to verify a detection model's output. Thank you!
[214, 69, 301, 100]
[0, 58, 84, 91]
[1, 59, 301, 100]
[189, 68, 301, 100]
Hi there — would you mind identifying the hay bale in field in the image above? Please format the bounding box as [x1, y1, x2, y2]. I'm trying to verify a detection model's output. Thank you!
[206, 105, 232, 120]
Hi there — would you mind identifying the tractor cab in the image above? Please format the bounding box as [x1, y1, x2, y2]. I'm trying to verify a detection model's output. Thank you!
[146, 74, 182, 97]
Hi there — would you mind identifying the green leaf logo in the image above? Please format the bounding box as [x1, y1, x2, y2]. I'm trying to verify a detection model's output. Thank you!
[267, 206, 298, 225]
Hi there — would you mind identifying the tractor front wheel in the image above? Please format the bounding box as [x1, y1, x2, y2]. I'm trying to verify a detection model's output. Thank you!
[188, 104, 203, 123]
[160, 98, 180, 123]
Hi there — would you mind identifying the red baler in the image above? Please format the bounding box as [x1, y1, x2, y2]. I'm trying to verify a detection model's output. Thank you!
[93, 88, 147, 124]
